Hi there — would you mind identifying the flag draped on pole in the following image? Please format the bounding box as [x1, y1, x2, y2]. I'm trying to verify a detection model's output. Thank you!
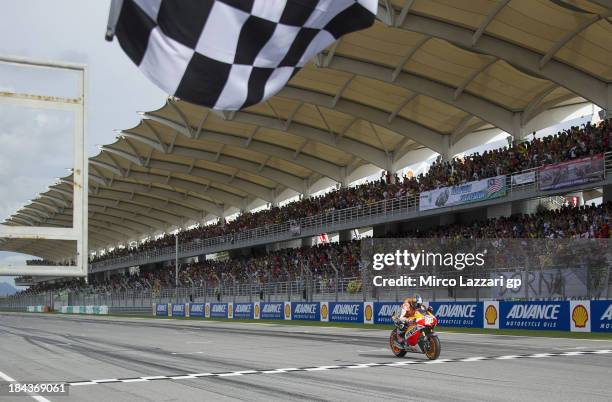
[106, 0, 377, 111]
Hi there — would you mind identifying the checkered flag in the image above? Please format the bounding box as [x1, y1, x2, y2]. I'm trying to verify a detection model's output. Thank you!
[106, 0, 376, 111]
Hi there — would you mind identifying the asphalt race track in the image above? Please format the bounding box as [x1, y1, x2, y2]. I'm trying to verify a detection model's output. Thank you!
[0, 313, 611, 401]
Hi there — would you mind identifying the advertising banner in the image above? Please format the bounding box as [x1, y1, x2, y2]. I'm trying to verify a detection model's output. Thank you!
[539, 154, 604, 191]
[189, 303, 205, 318]
[172, 304, 186, 317]
[364, 301, 374, 324]
[511, 171, 536, 186]
[233, 303, 254, 319]
[155, 303, 168, 317]
[205, 302, 211, 318]
[228, 302, 234, 319]
[569, 300, 590, 332]
[328, 302, 363, 323]
[210, 303, 228, 318]
[500, 301, 569, 331]
[483, 301, 499, 329]
[259, 302, 284, 320]
[373, 302, 402, 325]
[430, 301, 483, 328]
[419, 175, 506, 211]
[284, 301, 292, 320]
[320, 301, 329, 322]
[291, 302, 320, 321]
[254, 302, 260, 320]
[591, 300, 612, 332]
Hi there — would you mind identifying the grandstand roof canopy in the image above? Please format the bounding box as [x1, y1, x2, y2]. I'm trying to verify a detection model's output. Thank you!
[2, 0, 611, 260]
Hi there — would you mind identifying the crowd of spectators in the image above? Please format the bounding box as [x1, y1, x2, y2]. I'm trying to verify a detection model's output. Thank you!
[88, 119, 612, 265]
[16, 201, 612, 297]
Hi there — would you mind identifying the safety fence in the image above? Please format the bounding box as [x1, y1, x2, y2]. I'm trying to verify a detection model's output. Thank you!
[143, 299, 612, 333]
[145, 299, 611, 333]
[89, 152, 612, 273]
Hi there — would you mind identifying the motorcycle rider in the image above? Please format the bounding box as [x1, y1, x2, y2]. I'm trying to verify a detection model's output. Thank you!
[394, 294, 432, 344]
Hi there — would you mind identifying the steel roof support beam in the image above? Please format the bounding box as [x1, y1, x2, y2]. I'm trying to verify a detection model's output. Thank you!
[391, 36, 429, 82]
[280, 86, 448, 153]
[472, 0, 510, 46]
[394, 13, 609, 108]
[323, 56, 516, 137]
[454, 57, 497, 100]
[540, 12, 611, 68]
[138, 115, 343, 183]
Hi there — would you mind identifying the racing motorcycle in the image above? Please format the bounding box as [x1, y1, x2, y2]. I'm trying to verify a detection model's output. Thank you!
[390, 308, 440, 360]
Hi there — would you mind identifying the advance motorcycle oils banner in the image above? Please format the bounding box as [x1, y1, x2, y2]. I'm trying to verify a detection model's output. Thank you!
[500, 301, 570, 331]
[328, 302, 364, 323]
[373, 302, 402, 324]
[591, 300, 612, 332]
[172, 304, 186, 317]
[260, 302, 284, 320]
[233, 303, 254, 319]
[430, 301, 483, 328]
[291, 302, 320, 321]
[189, 303, 205, 318]
[155, 303, 168, 317]
[210, 303, 228, 318]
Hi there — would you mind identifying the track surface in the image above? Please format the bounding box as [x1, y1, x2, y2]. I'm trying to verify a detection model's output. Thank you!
[0, 313, 611, 401]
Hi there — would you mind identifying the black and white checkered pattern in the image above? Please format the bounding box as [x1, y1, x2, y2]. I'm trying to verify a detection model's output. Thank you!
[67, 349, 612, 386]
[109, 0, 376, 110]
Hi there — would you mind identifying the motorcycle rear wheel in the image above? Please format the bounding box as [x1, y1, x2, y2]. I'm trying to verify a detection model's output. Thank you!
[424, 335, 441, 360]
[389, 329, 407, 357]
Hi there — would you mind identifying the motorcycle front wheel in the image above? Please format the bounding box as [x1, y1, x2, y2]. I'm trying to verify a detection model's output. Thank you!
[424, 334, 441, 360]
[389, 329, 407, 357]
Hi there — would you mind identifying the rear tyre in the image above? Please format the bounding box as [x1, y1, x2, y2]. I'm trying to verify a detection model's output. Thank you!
[389, 329, 406, 357]
[424, 335, 441, 360]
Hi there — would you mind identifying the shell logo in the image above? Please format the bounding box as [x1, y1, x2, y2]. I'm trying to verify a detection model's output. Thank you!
[365, 304, 373, 321]
[572, 305, 589, 328]
[485, 305, 498, 325]
[228, 304, 233, 317]
[205, 304, 210, 317]
[284, 304, 291, 319]
[321, 304, 328, 320]
[254, 304, 260, 319]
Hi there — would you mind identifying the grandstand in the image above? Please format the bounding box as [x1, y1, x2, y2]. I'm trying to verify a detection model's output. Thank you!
[2, 0, 612, 310]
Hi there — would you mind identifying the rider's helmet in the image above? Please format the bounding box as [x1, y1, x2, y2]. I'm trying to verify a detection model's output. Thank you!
[403, 294, 423, 310]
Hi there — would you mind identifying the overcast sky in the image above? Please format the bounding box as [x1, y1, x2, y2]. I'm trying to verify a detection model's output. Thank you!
[0, 0, 167, 286]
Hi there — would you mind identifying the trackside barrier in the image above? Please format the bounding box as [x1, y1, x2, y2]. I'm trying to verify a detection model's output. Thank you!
[152, 301, 612, 333]
[59, 305, 109, 315]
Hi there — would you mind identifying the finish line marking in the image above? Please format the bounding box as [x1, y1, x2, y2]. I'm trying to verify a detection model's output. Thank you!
[67, 349, 612, 387]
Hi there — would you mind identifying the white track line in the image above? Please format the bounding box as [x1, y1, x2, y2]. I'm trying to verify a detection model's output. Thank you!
[0, 370, 52, 402]
[65, 349, 612, 388]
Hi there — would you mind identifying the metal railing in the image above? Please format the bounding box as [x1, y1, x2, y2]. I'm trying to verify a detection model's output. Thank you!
[89, 152, 612, 272]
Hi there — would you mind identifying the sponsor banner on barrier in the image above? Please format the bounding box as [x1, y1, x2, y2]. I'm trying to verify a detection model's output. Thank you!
[570, 300, 590, 332]
[284, 302, 292, 320]
[430, 301, 483, 328]
[483, 301, 499, 329]
[254, 302, 260, 320]
[364, 302, 374, 324]
[228, 302, 234, 319]
[373, 302, 402, 325]
[591, 300, 612, 332]
[85, 306, 94, 314]
[210, 303, 228, 318]
[259, 302, 284, 320]
[320, 301, 329, 322]
[205, 303, 211, 318]
[291, 302, 320, 321]
[500, 301, 569, 330]
[189, 303, 205, 318]
[233, 303, 254, 319]
[539, 154, 604, 191]
[172, 304, 186, 318]
[419, 175, 506, 211]
[511, 171, 536, 186]
[329, 302, 363, 323]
